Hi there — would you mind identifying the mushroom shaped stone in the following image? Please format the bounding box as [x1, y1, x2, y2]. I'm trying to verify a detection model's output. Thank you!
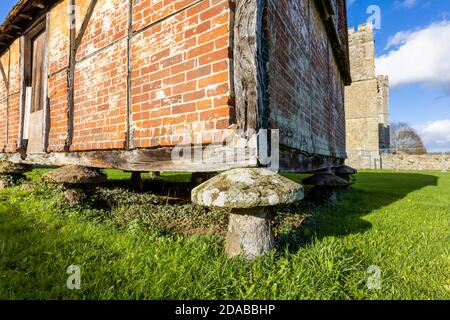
[302, 173, 348, 204]
[302, 174, 349, 187]
[333, 165, 357, 183]
[334, 165, 357, 175]
[0, 161, 33, 174]
[42, 165, 107, 185]
[0, 162, 33, 189]
[42, 165, 107, 206]
[192, 168, 304, 259]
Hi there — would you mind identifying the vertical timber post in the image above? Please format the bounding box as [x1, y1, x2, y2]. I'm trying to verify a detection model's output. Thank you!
[126, 0, 134, 150]
[0, 52, 9, 147]
[66, 0, 98, 151]
[42, 12, 51, 153]
[18, 36, 26, 150]
[66, 0, 77, 151]
[233, 0, 267, 138]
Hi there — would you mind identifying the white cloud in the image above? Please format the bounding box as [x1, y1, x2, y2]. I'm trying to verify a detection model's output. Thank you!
[376, 21, 450, 92]
[414, 119, 450, 152]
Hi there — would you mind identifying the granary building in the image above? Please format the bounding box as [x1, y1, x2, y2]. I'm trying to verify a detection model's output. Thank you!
[0, 0, 351, 173]
[0, 0, 353, 257]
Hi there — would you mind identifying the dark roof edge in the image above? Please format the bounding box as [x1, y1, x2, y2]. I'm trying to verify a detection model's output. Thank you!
[0, 0, 59, 55]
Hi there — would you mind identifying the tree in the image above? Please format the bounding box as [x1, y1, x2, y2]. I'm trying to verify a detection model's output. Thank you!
[390, 122, 427, 154]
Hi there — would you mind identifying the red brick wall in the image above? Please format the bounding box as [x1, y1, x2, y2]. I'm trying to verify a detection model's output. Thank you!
[131, 0, 231, 148]
[0, 40, 21, 154]
[46, 0, 232, 152]
[265, 0, 346, 158]
[6, 93, 20, 152]
[47, 0, 70, 152]
[0, 0, 348, 159]
[48, 71, 68, 151]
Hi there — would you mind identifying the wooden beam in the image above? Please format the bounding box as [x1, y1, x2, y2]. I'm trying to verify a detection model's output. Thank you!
[65, 0, 77, 151]
[17, 14, 33, 21]
[0, 59, 8, 87]
[2, 144, 258, 173]
[66, 0, 98, 151]
[233, 0, 268, 137]
[6, 49, 10, 145]
[42, 13, 50, 152]
[126, 0, 133, 150]
[0, 50, 10, 145]
[17, 36, 26, 149]
[0, 143, 344, 174]
[30, 2, 46, 9]
[74, 0, 98, 51]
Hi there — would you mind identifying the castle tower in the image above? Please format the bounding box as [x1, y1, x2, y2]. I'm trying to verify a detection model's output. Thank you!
[345, 23, 390, 164]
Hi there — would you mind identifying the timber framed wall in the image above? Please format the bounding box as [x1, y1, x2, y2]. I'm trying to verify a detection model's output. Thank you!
[0, 0, 351, 173]
[1, 0, 235, 155]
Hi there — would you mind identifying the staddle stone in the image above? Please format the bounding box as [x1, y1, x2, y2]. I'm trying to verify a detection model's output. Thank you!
[302, 172, 348, 205]
[334, 165, 357, 175]
[334, 165, 357, 185]
[226, 208, 274, 259]
[192, 168, 304, 208]
[302, 173, 349, 187]
[42, 165, 107, 185]
[192, 168, 304, 259]
[0, 162, 32, 174]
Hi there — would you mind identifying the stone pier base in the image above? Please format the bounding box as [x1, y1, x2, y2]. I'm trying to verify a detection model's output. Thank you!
[226, 208, 274, 259]
[191, 168, 304, 259]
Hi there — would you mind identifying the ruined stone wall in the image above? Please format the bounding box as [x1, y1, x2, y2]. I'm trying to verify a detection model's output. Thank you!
[266, 0, 347, 158]
[345, 23, 390, 159]
[348, 152, 450, 172]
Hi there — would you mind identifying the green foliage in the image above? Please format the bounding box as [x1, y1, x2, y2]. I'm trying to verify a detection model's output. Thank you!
[0, 170, 449, 299]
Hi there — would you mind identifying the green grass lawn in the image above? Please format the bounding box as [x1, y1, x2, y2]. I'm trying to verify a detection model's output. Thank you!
[0, 170, 449, 300]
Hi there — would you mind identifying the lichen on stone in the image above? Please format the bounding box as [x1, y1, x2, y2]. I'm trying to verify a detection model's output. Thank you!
[191, 168, 304, 208]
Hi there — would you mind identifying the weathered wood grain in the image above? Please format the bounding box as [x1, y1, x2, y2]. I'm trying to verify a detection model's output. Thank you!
[233, 0, 267, 136]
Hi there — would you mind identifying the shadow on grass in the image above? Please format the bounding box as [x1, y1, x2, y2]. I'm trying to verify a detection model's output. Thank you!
[278, 172, 439, 253]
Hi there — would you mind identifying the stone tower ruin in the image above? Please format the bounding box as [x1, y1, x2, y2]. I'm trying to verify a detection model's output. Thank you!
[345, 23, 390, 166]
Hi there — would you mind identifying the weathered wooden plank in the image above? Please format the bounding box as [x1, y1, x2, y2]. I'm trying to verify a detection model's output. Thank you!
[279, 146, 345, 173]
[233, 0, 267, 136]
[17, 36, 26, 149]
[0, 50, 10, 145]
[126, 0, 133, 150]
[0, 144, 343, 174]
[65, 0, 77, 151]
[42, 12, 50, 152]
[0, 144, 259, 173]
[0, 59, 8, 87]
[6, 49, 11, 145]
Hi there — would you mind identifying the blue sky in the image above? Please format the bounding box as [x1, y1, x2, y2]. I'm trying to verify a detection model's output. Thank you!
[1, 0, 449, 151]
[0, 0, 15, 24]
